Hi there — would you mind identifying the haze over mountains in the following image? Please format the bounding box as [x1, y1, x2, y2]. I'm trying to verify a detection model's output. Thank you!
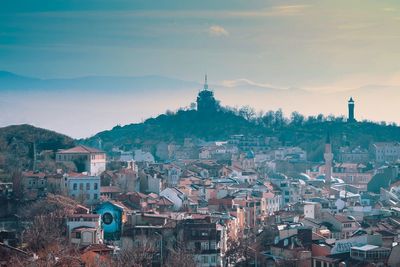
[1, 71, 399, 138]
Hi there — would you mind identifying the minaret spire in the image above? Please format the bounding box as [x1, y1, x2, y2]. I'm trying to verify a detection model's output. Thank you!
[204, 73, 208, 90]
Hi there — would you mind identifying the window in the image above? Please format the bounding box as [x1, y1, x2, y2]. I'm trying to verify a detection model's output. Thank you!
[210, 242, 216, 250]
[75, 232, 81, 239]
[73, 183, 77, 190]
[201, 242, 209, 250]
[94, 183, 98, 190]
[211, 255, 217, 263]
[79, 183, 83, 190]
[94, 193, 98, 199]
[86, 183, 90, 190]
[202, 256, 208, 264]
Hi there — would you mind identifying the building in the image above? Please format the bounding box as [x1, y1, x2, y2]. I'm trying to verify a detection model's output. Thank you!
[347, 97, 356, 122]
[95, 201, 128, 241]
[56, 145, 106, 176]
[350, 245, 391, 263]
[338, 146, 369, 163]
[177, 216, 224, 267]
[324, 133, 333, 186]
[66, 214, 103, 246]
[197, 75, 218, 113]
[370, 142, 400, 163]
[64, 173, 100, 205]
[20, 171, 47, 200]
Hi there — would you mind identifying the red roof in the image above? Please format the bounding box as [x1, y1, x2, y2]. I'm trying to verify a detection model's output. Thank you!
[68, 214, 100, 219]
[22, 171, 46, 178]
[58, 145, 104, 154]
[100, 186, 121, 193]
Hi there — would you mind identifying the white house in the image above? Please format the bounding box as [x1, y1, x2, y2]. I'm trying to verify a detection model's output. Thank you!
[134, 149, 155, 163]
[66, 214, 103, 246]
[160, 187, 187, 211]
[56, 145, 106, 176]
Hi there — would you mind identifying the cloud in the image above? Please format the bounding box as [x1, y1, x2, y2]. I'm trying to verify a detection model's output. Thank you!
[208, 25, 229, 37]
[226, 4, 310, 17]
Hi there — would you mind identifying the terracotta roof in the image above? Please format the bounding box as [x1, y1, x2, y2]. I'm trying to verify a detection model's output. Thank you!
[100, 186, 121, 193]
[68, 214, 100, 219]
[58, 145, 104, 154]
[22, 171, 46, 178]
[72, 227, 97, 232]
[157, 196, 174, 206]
[334, 215, 354, 223]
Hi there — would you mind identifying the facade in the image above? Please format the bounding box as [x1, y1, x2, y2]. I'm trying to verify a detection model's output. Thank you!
[178, 216, 223, 267]
[64, 173, 100, 205]
[338, 146, 369, 163]
[56, 145, 106, 176]
[21, 171, 47, 200]
[95, 201, 126, 241]
[66, 214, 103, 246]
[370, 142, 400, 163]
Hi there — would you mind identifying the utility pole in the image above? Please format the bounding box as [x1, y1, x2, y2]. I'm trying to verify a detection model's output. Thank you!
[155, 232, 163, 267]
[249, 247, 258, 267]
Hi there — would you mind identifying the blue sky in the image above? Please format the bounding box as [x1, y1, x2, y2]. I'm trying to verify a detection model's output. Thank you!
[1, 0, 400, 137]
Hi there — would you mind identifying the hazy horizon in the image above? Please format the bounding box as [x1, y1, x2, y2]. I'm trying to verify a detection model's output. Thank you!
[1, 0, 400, 137]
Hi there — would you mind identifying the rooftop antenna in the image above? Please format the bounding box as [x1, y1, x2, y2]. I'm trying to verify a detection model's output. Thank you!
[204, 73, 208, 90]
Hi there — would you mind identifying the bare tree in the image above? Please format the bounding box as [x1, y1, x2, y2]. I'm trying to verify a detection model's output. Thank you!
[114, 236, 157, 267]
[23, 212, 65, 252]
[165, 244, 196, 267]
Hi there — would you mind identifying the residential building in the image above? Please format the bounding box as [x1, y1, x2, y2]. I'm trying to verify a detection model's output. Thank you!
[56, 145, 106, 176]
[64, 173, 100, 205]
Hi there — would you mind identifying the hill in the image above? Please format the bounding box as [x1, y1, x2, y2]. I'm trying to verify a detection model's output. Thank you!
[85, 108, 264, 149]
[83, 105, 400, 162]
[0, 124, 75, 174]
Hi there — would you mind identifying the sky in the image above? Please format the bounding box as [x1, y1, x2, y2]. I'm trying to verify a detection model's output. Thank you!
[1, 0, 400, 137]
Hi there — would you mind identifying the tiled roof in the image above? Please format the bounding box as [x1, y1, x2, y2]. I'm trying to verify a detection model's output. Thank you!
[68, 214, 100, 219]
[58, 145, 104, 154]
[100, 186, 121, 193]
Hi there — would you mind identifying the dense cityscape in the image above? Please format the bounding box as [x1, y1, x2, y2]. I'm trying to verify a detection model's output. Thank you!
[1, 77, 400, 267]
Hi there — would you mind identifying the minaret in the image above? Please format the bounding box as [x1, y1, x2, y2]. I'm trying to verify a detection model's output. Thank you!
[324, 132, 333, 187]
[204, 74, 209, 90]
[347, 97, 355, 122]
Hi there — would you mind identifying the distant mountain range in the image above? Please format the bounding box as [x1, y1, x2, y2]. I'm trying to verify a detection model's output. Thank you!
[0, 70, 200, 92]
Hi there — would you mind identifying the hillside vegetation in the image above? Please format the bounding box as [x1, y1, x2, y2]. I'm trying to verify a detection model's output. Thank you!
[0, 124, 75, 176]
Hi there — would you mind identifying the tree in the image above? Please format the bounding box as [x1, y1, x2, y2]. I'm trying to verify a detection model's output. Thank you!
[239, 105, 256, 121]
[114, 236, 157, 267]
[290, 111, 304, 126]
[165, 245, 197, 267]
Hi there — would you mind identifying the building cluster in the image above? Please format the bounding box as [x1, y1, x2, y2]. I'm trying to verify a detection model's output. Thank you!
[2, 85, 400, 266]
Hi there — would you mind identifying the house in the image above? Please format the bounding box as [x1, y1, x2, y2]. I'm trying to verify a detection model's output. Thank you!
[100, 186, 121, 199]
[177, 216, 224, 267]
[66, 214, 103, 247]
[21, 171, 47, 200]
[321, 213, 360, 239]
[160, 187, 188, 211]
[64, 173, 100, 205]
[350, 245, 391, 263]
[370, 142, 400, 163]
[56, 145, 106, 176]
[95, 201, 129, 241]
[134, 149, 155, 163]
